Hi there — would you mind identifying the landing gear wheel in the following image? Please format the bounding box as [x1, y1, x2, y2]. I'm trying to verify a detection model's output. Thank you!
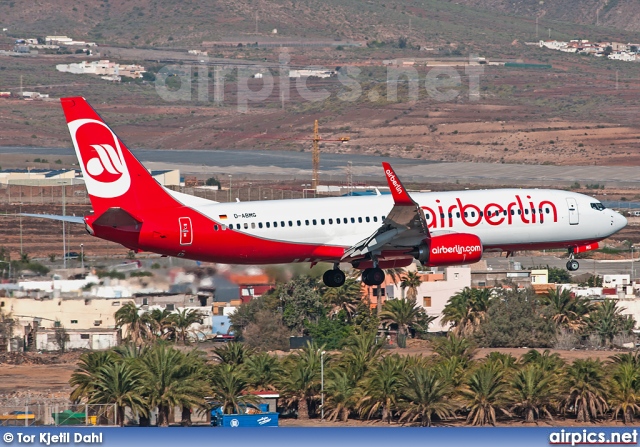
[362, 267, 385, 286]
[323, 269, 346, 287]
[566, 260, 580, 271]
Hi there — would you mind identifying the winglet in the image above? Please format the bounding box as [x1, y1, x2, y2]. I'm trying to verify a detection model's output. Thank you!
[382, 162, 415, 206]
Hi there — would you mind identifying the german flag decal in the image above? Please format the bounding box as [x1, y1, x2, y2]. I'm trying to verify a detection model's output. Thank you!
[219, 215, 228, 220]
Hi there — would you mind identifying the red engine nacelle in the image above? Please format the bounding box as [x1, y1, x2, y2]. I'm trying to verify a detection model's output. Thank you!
[410, 233, 483, 267]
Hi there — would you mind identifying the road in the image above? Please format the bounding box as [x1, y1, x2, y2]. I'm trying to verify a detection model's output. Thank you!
[484, 254, 638, 277]
[4, 146, 640, 187]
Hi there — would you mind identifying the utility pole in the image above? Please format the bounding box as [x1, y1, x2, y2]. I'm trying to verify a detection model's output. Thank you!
[536, 17, 538, 39]
[347, 161, 353, 196]
[61, 182, 66, 270]
[320, 350, 326, 420]
[312, 120, 320, 190]
[548, 28, 551, 39]
[255, 11, 258, 34]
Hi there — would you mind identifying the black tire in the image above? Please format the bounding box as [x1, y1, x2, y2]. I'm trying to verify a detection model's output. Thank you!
[364, 267, 385, 286]
[570, 260, 579, 271]
[566, 260, 579, 271]
[361, 268, 373, 285]
[323, 269, 345, 288]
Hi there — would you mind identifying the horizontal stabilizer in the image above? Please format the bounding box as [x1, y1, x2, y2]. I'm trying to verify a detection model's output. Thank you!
[17, 213, 85, 224]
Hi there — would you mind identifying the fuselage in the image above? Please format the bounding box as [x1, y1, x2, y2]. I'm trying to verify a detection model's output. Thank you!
[137, 187, 626, 265]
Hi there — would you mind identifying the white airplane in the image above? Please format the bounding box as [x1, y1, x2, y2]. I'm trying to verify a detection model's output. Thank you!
[26, 97, 628, 287]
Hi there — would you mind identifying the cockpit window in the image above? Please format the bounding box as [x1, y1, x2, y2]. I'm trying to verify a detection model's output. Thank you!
[590, 202, 605, 211]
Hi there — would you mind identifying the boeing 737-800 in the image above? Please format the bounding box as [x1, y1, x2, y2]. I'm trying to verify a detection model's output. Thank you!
[25, 97, 627, 287]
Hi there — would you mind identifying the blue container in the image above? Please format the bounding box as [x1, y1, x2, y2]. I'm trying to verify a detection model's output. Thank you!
[219, 413, 278, 427]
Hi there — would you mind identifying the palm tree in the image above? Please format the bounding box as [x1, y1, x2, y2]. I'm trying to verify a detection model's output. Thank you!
[138, 344, 210, 426]
[520, 349, 565, 372]
[380, 298, 422, 348]
[485, 352, 518, 372]
[279, 342, 325, 420]
[69, 351, 119, 402]
[169, 308, 203, 344]
[324, 370, 360, 422]
[115, 302, 151, 345]
[243, 352, 282, 391]
[399, 366, 456, 427]
[178, 349, 211, 427]
[339, 330, 384, 383]
[510, 364, 556, 423]
[462, 364, 510, 426]
[610, 352, 640, 368]
[213, 341, 254, 366]
[400, 271, 422, 301]
[435, 354, 470, 391]
[608, 363, 640, 424]
[442, 288, 490, 336]
[433, 333, 476, 363]
[209, 364, 260, 414]
[90, 362, 147, 426]
[562, 358, 608, 422]
[358, 354, 404, 423]
[540, 288, 591, 331]
[587, 299, 632, 347]
[322, 278, 362, 321]
[148, 308, 175, 341]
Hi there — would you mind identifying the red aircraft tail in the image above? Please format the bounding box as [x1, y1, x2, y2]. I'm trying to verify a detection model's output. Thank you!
[60, 97, 179, 217]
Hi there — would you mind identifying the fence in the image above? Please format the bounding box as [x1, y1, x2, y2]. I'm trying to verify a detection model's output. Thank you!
[0, 183, 323, 205]
[0, 402, 210, 426]
[0, 403, 117, 427]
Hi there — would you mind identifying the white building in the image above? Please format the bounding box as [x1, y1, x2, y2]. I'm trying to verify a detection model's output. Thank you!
[35, 328, 120, 351]
[539, 40, 568, 50]
[56, 60, 145, 79]
[608, 52, 637, 62]
[0, 168, 76, 185]
[289, 69, 335, 78]
[383, 267, 472, 332]
[0, 296, 133, 331]
[45, 35, 96, 46]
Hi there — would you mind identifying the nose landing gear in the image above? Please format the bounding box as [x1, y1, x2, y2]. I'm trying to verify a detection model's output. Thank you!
[566, 259, 580, 271]
[566, 248, 580, 271]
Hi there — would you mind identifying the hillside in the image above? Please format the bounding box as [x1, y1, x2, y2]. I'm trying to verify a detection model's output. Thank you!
[455, 0, 640, 33]
[1, 0, 638, 50]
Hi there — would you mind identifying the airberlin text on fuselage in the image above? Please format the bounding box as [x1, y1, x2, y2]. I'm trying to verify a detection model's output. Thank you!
[422, 194, 558, 229]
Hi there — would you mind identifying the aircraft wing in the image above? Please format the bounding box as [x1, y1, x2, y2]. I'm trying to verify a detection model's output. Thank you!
[342, 163, 429, 260]
[16, 213, 85, 224]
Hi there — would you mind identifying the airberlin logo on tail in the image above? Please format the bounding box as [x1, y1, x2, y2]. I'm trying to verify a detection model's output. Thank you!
[385, 169, 403, 194]
[67, 118, 131, 199]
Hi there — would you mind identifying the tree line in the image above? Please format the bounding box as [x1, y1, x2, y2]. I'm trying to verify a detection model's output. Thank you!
[85, 271, 639, 426]
[70, 334, 640, 426]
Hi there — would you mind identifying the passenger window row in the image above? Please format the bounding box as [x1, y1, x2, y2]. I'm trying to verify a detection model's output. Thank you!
[214, 215, 386, 231]
[425, 207, 552, 221]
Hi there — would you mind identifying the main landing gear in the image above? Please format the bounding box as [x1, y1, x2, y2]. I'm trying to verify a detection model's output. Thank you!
[362, 267, 385, 286]
[323, 267, 346, 288]
[321, 264, 386, 287]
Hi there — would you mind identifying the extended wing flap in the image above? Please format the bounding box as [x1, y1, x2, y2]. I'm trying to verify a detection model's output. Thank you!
[342, 163, 429, 260]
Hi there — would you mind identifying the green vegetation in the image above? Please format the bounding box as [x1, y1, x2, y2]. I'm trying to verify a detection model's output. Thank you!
[96, 270, 126, 280]
[75, 272, 639, 426]
[130, 270, 153, 277]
